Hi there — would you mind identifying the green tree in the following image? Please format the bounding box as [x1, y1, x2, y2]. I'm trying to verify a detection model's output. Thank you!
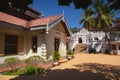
[0, 0, 33, 13]
[69, 27, 79, 33]
[58, 0, 92, 9]
[58, 0, 120, 10]
[92, 0, 115, 30]
[79, 8, 95, 30]
[93, 0, 116, 52]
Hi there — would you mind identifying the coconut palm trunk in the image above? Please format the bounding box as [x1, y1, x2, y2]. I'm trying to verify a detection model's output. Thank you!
[104, 30, 111, 53]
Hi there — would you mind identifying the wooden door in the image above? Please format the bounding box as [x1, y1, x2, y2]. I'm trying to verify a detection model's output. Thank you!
[54, 38, 60, 51]
[32, 36, 37, 53]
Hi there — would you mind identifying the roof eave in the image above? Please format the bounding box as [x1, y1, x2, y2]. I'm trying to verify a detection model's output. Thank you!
[48, 15, 72, 37]
[62, 16, 72, 36]
[29, 26, 46, 30]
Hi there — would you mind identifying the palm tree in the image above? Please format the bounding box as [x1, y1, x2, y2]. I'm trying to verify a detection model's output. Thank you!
[79, 8, 95, 53]
[58, 0, 120, 10]
[93, 0, 115, 31]
[58, 0, 92, 9]
[93, 0, 116, 52]
[80, 0, 116, 53]
[79, 8, 95, 30]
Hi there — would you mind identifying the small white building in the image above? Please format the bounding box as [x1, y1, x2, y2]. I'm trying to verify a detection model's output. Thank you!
[70, 28, 105, 52]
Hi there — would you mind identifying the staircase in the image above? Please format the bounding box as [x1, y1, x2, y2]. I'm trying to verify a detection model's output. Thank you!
[74, 43, 87, 53]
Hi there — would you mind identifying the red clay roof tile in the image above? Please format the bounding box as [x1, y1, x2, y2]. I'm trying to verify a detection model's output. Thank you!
[0, 12, 28, 27]
[0, 12, 63, 28]
[28, 14, 63, 28]
[110, 23, 120, 30]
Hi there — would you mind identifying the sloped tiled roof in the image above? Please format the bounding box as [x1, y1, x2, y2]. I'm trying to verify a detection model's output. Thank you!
[110, 19, 120, 30]
[0, 12, 27, 27]
[28, 14, 63, 28]
[0, 12, 71, 36]
[0, 12, 64, 28]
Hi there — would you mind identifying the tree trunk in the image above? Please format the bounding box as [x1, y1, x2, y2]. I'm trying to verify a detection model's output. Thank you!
[105, 31, 111, 53]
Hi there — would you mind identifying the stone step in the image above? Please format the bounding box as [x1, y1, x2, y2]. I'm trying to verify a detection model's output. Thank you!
[74, 43, 86, 53]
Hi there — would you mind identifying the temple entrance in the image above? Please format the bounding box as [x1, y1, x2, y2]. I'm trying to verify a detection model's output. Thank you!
[78, 38, 82, 43]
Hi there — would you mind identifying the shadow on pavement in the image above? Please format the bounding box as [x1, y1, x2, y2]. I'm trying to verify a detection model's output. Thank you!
[10, 63, 120, 80]
[74, 63, 120, 80]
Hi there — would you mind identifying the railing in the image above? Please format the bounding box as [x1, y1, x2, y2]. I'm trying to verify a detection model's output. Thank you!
[110, 37, 120, 42]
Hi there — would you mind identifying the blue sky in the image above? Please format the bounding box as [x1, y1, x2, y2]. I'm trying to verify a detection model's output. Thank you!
[31, 0, 84, 28]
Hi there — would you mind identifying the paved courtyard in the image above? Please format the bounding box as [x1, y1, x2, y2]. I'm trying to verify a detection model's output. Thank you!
[0, 53, 120, 80]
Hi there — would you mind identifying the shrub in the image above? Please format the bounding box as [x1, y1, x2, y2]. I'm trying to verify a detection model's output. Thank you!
[24, 66, 45, 74]
[67, 49, 74, 55]
[25, 56, 44, 67]
[37, 67, 45, 73]
[52, 51, 60, 60]
[24, 66, 36, 74]
[3, 68, 23, 75]
[3, 66, 45, 75]
[4, 57, 20, 70]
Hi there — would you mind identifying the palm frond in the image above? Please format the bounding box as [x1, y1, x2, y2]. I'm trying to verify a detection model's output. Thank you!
[79, 19, 85, 24]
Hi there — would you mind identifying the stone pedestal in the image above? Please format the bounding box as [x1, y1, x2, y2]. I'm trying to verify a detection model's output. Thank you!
[41, 44, 47, 60]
